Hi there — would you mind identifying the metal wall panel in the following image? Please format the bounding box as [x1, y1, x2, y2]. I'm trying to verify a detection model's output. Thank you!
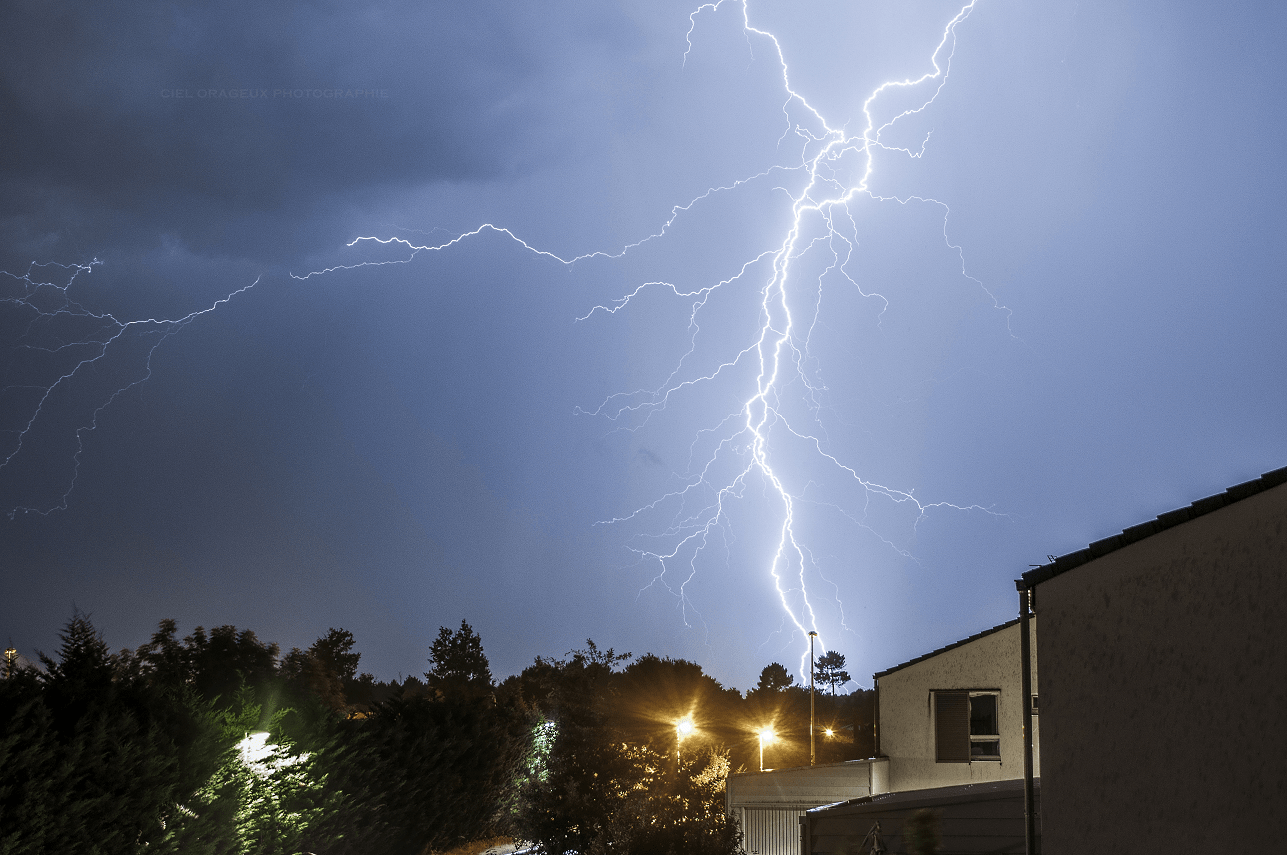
[742, 807, 805, 855]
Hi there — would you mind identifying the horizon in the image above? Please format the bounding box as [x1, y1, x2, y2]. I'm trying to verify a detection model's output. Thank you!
[3, 0, 1284, 693]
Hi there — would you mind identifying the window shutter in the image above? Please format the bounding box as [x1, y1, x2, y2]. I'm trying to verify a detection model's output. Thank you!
[935, 691, 969, 762]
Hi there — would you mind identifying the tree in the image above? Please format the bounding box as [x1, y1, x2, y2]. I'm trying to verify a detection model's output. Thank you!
[815, 650, 852, 695]
[508, 641, 635, 855]
[302, 686, 530, 855]
[282, 628, 361, 713]
[5, 612, 232, 854]
[507, 641, 744, 855]
[755, 662, 793, 693]
[185, 624, 280, 707]
[425, 620, 492, 697]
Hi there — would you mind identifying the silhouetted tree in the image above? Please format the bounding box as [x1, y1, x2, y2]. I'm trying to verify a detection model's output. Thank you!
[426, 620, 492, 697]
[507, 641, 744, 855]
[2, 612, 231, 854]
[282, 627, 361, 713]
[508, 641, 635, 855]
[131, 617, 192, 690]
[755, 662, 793, 693]
[816, 650, 852, 695]
[185, 625, 280, 708]
[305, 626, 528, 855]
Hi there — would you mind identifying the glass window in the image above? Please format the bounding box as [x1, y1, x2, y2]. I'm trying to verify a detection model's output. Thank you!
[969, 693, 998, 736]
[968, 692, 1000, 760]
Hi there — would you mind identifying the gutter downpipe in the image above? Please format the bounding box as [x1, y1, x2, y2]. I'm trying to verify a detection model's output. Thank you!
[1016, 578, 1036, 855]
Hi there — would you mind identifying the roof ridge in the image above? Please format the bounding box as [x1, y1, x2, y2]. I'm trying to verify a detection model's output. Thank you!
[1022, 465, 1287, 587]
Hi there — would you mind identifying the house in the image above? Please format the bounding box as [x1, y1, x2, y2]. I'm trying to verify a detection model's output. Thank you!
[872, 617, 1038, 794]
[1018, 466, 1287, 853]
[792, 464, 1286, 854]
[729, 618, 1038, 855]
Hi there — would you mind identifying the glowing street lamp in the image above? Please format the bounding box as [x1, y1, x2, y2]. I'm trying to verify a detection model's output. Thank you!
[676, 716, 695, 770]
[757, 727, 776, 772]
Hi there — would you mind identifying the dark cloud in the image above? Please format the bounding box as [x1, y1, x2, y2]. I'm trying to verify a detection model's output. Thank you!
[0, 0, 639, 262]
[2, 0, 1285, 693]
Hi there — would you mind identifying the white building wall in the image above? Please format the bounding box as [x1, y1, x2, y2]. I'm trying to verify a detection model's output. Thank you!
[727, 759, 877, 855]
[876, 619, 1038, 793]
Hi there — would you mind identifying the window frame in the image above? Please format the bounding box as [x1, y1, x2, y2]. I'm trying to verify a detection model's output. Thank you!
[967, 690, 1001, 761]
[933, 688, 1002, 763]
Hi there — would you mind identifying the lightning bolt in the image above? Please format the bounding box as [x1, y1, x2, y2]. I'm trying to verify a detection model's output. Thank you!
[0, 259, 259, 518]
[296, 0, 1003, 680]
[4, 1, 1005, 683]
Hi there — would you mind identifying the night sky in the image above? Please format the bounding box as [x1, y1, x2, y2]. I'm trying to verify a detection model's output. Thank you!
[3, 0, 1284, 693]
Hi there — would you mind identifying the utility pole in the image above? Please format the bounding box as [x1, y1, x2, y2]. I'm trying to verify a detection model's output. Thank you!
[809, 630, 817, 766]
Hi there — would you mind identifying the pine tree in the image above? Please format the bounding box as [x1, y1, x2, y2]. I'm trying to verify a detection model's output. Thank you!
[754, 662, 794, 693]
[815, 650, 852, 695]
[425, 620, 492, 697]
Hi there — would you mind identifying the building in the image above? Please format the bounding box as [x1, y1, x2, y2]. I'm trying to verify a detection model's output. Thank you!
[1019, 466, 1287, 853]
[727, 760, 880, 855]
[741, 464, 1287, 854]
[873, 618, 1038, 794]
[800, 779, 1036, 855]
[730, 619, 1038, 855]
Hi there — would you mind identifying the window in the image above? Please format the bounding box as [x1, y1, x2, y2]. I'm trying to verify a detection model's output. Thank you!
[935, 690, 1001, 762]
[968, 692, 1000, 759]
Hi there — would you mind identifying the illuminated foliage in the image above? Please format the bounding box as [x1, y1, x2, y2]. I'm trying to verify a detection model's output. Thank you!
[2, 615, 874, 854]
[506, 643, 742, 855]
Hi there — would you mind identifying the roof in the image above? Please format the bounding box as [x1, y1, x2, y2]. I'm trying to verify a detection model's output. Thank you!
[873, 617, 1020, 681]
[802, 779, 1040, 855]
[805, 776, 1038, 815]
[1022, 465, 1287, 588]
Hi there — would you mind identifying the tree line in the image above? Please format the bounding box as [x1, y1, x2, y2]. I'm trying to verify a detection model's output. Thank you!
[0, 612, 872, 855]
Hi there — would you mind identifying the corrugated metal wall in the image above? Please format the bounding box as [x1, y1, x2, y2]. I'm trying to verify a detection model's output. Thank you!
[741, 807, 804, 855]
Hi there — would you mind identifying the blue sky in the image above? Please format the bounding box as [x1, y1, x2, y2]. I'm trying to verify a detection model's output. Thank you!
[3, 0, 1284, 691]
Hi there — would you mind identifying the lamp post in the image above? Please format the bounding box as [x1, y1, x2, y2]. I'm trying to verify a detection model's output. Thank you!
[809, 631, 818, 766]
[757, 727, 775, 772]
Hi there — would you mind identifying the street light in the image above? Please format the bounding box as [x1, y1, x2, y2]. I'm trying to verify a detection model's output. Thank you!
[757, 727, 776, 772]
[809, 630, 818, 766]
[675, 716, 695, 770]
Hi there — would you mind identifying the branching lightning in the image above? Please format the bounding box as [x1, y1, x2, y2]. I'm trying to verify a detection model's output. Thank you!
[3, 0, 1005, 681]
[297, 0, 1002, 678]
[0, 260, 259, 518]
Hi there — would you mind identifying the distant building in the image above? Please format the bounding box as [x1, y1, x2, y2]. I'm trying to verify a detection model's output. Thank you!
[729, 619, 1038, 855]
